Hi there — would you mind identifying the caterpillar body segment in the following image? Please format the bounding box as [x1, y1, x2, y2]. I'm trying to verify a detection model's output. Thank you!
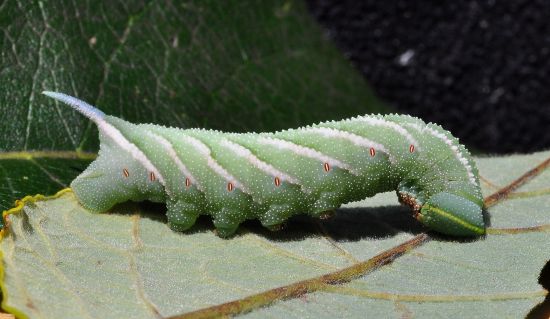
[43, 91, 486, 237]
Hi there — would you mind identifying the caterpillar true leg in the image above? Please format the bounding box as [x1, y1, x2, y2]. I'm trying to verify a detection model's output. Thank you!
[315, 210, 335, 220]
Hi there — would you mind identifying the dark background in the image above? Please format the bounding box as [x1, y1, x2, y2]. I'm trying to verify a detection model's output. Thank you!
[306, 0, 550, 154]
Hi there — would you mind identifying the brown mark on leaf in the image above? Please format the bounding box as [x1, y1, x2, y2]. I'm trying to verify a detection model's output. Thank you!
[484, 156, 550, 208]
[167, 234, 429, 319]
[21, 211, 34, 235]
[394, 301, 413, 319]
[25, 300, 36, 311]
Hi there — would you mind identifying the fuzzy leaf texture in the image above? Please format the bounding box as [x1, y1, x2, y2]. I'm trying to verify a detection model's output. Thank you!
[0, 0, 385, 212]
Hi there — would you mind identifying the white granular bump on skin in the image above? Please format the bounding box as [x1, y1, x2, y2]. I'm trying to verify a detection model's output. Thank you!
[354, 116, 420, 151]
[404, 123, 477, 185]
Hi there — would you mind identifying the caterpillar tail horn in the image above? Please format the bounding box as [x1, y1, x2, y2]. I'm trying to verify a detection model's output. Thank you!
[42, 91, 105, 122]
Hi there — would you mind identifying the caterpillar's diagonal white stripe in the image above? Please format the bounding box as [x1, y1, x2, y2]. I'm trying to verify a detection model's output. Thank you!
[351, 116, 420, 151]
[220, 139, 302, 186]
[146, 131, 200, 190]
[299, 126, 395, 163]
[403, 123, 477, 185]
[257, 136, 360, 176]
[183, 135, 249, 194]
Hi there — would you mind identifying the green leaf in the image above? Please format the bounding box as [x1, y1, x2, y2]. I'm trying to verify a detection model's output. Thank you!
[1, 152, 548, 318]
[3, 0, 383, 151]
[0, 0, 386, 212]
[0, 153, 93, 218]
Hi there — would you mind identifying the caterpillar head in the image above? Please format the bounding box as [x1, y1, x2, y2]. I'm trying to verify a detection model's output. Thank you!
[418, 192, 485, 237]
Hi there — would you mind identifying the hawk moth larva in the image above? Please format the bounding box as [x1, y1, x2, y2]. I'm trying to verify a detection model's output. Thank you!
[43, 91, 485, 237]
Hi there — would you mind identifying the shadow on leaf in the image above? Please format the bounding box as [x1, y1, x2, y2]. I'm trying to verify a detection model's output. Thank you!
[526, 259, 550, 319]
[106, 200, 486, 243]
[107, 200, 424, 240]
[239, 205, 425, 242]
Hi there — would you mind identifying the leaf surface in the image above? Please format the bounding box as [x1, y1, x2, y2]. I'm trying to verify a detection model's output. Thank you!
[1, 152, 548, 318]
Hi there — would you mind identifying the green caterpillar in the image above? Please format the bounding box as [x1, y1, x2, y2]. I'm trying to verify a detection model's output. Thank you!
[43, 91, 486, 237]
